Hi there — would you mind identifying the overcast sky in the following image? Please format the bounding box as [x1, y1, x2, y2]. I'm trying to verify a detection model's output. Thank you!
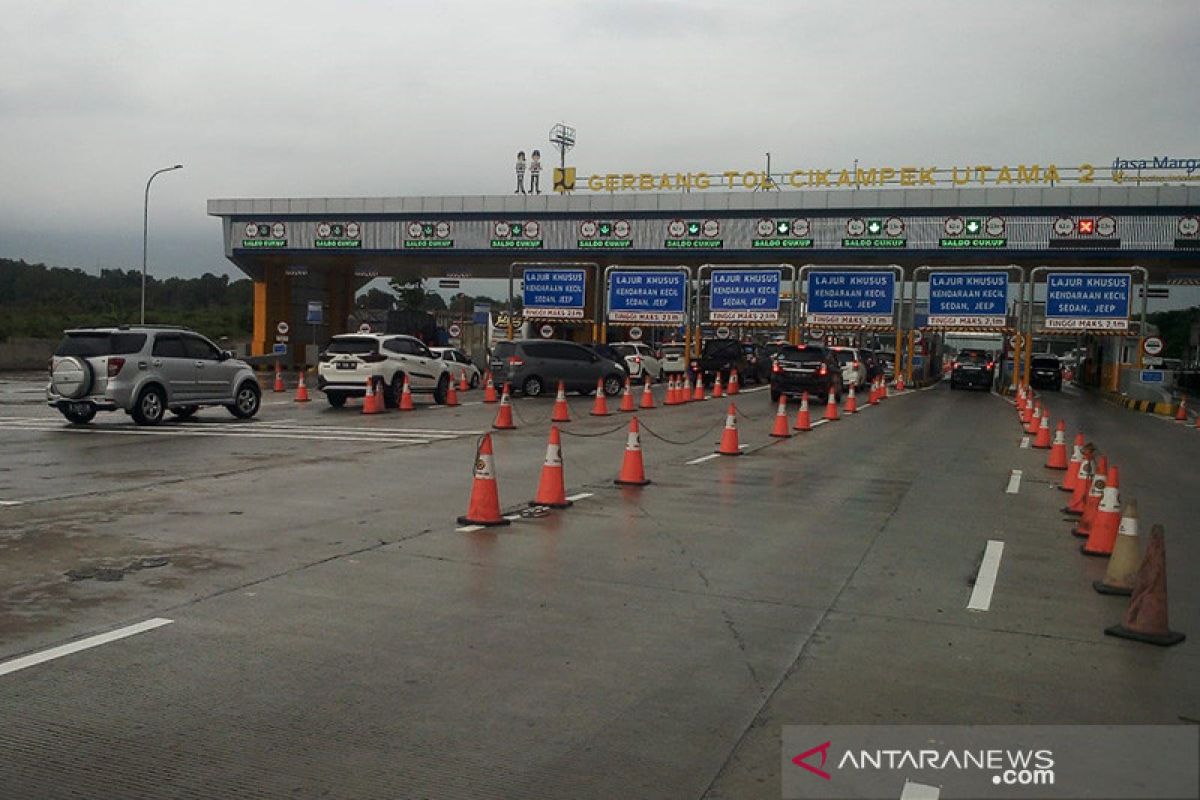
[2, 0, 1198, 299]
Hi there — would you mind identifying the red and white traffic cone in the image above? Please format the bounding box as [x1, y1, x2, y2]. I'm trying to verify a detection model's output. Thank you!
[590, 377, 611, 417]
[692, 371, 706, 402]
[794, 391, 813, 432]
[457, 433, 509, 527]
[1045, 421, 1068, 469]
[362, 377, 381, 415]
[1072, 455, 1108, 537]
[483, 372, 498, 404]
[614, 417, 651, 486]
[619, 377, 636, 413]
[1095, 500, 1140, 595]
[824, 386, 840, 421]
[894, 374, 905, 392]
[532, 425, 571, 508]
[869, 378, 880, 405]
[1025, 403, 1042, 435]
[716, 403, 741, 455]
[294, 371, 310, 402]
[1033, 411, 1053, 449]
[712, 373, 724, 399]
[1063, 451, 1094, 514]
[493, 383, 516, 430]
[1175, 396, 1188, 421]
[639, 377, 656, 410]
[1060, 433, 1085, 490]
[681, 372, 693, 404]
[728, 369, 739, 395]
[273, 360, 285, 393]
[844, 383, 858, 414]
[769, 395, 791, 438]
[1082, 466, 1121, 556]
[446, 377, 460, 407]
[459, 369, 469, 393]
[399, 374, 415, 411]
[664, 376, 678, 406]
[552, 380, 571, 423]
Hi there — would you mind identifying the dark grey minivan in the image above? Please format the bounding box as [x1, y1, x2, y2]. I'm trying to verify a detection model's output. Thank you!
[489, 340, 627, 397]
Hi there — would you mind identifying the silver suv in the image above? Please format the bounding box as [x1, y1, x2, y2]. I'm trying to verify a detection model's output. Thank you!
[47, 327, 261, 425]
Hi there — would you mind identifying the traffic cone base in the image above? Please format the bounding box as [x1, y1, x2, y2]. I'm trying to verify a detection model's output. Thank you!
[457, 434, 510, 527]
[1103, 526, 1184, 647]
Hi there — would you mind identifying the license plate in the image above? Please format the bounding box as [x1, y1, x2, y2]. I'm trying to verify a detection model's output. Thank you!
[336, 362, 357, 370]
[961, 365, 980, 371]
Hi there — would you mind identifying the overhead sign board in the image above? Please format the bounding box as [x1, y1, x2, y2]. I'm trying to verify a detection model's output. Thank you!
[608, 270, 687, 325]
[927, 271, 1009, 328]
[1044, 272, 1132, 330]
[805, 271, 896, 326]
[522, 268, 586, 319]
[709, 269, 782, 322]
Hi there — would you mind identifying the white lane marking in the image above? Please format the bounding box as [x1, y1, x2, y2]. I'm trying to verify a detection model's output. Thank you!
[226, 423, 485, 436]
[967, 540, 1005, 612]
[811, 418, 830, 428]
[564, 492, 594, 502]
[900, 779, 941, 799]
[0, 618, 173, 678]
[687, 453, 721, 465]
[1019, 436, 1030, 449]
[741, 385, 770, 394]
[0, 424, 438, 445]
[0, 500, 23, 507]
[1005, 469, 1023, 494]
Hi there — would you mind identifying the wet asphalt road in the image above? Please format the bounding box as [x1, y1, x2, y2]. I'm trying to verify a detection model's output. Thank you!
[0, 377, 1197, 798]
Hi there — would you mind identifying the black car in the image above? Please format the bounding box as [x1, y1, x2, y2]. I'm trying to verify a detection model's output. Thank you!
[949, 348, 995, 390]
[691, 338, 750, 385]
[740, 342, 770, 384]
[859, 348, 884, 382]
[1030, 355, 1063, 390]
[769, 344, 843, 402]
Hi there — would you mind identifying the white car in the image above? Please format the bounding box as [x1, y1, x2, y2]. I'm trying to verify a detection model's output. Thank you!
[317, 333, 452, 408]
[610, 342, 663, 381]
[830, 347, 868, 390]
[430, 347, 481, 388]
[659, 343, 687, 375]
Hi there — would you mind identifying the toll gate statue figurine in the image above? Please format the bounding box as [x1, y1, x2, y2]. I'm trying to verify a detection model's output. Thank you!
[529, 150, 541, 194]
[515, 151, 527, 194]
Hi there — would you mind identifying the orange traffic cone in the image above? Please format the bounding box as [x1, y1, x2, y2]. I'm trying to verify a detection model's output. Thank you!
[1063, 450, 1094, 514]
[879, 377, 889, 400]
[769, 396, 791, 438]
[1060, 432, 1084, 489]
[552, 380, 571, 422]
[483, 372, 499, 403]
[1025, 403, 1042, 435]
[844, 383, 858, 414]
[681, 372, 693, 403]
[794, 391, 813, 432]
[619, 377, 636, 412]
[273, 361, 285, 393]
[895, 374, 905, 392]
[1104, 525, 1185, 646]
[590, 377, 611, 417]
[692, 371, 706, 402]
[664, 376, 678, 406]
[1033, 411, 1053, 448]
[362, 377, 381, 415]
[824, 386, 840, 421]
[712, 373, 724, 399]
[459, 369, 469, 393]
[728, 369, 739, 395]
[532, 426, 571, 508]
[614, 417, 651, 486]
[1072, 455, 1107, 537]
[1095, 500, 1140, 595]
[457, 434, 510, 527]
[294, 371, 311, 402]
[717, 403, 741, 455]
[399, 374, 415, 411]
[1175, 396, 1188, 421]
[1020, 396, 1034, 425]
[493, 383, 516, 430]
[1082, 466, 1121, 556]
[869, 378, 880, 405]
[446, 378, 460, 407]
[1045, 421, 1068, 468]
[639, 377, 655, 410]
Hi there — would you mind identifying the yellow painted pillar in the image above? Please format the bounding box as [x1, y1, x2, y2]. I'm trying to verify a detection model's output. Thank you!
[252, 264, 291, 359]
[905, 330, 916, 385]
[1011, 332, 1022, 388]
[893, 326, 903, 381]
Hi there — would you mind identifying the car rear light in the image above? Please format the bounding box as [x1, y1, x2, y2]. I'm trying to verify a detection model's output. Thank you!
[772, 361, 781, 374]
[987, 361, 995, 370]
[507, 356, 525, 367]
[818, 364, 827, 376]
[853, 360, 860, 368]
[633, 356, 642, 364]
[690, 361, 698, 369]
[362, 353, 387, 363]
[107, 357, 125, 378]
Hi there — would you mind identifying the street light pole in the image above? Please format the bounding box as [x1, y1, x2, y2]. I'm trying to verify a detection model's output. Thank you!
[142, 164, 183, 324]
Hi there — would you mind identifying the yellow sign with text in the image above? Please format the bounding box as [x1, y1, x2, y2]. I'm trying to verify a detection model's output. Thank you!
[579, 163, 1109, 192]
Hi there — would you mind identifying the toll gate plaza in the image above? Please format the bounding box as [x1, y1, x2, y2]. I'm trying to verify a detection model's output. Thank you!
[1, 182, 1198, 798]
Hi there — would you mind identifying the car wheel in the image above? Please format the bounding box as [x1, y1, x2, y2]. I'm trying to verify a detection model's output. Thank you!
[602, 374, 623, 397]
[327, 392, 347, 409]
[433, 374, 450, 405]
[170, 405, 199, 420]
[227, 381, 261, 419]
[470, 372, 480, 389]
[131, 385, 167, 426]
[522, 376, 544, 397]
[59, 402, 96, 425]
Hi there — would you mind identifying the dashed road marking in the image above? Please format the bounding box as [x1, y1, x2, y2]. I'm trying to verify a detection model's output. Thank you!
[564, 492, 594, 502]
[1005, 469, 1023, 494]
[0, 500, 23, 507]
[686, 445, 747, 465]
[1019, 436, 1030, 449]
[0, 420, 480, 445]
[0, 618, 173, 678]
[967, 540, 1005, 612]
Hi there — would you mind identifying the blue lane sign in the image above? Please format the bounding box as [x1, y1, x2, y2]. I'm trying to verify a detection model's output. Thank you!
[709, 269, 781, 322]
[1139, 370, 1164, 384]
[927, 271, 1008, 328]
[806, 271, 896, 325]
[523, 268, 586, 319]
[272, 343, 287, 355]
[306, 300, 323, 325]
[608, 270, 688, 325]
[1044, 272, 1132, 330]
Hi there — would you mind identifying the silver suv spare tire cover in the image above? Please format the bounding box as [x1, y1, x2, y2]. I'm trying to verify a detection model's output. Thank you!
[52, 356, 93, 399]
